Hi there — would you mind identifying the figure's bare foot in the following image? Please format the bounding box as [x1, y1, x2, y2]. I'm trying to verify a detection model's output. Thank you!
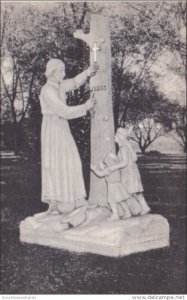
[61, 206, 86, 223]
[48, 208, 61, 215]
[48, 201, 61, 215]
[140, 207, 151, 215]
[123, 212, 132, 219]
[87, 204, 98, 209]
[108, 214, 119, 221]
[76, 198, 89, 208]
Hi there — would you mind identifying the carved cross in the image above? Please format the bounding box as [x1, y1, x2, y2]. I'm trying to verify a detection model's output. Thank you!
[91, 42, 101, 62]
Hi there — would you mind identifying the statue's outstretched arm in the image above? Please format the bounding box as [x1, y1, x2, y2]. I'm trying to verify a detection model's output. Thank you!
[62, 70, 89, 92]
[61, 64, 98, 92]
[43, 86, 87, 120]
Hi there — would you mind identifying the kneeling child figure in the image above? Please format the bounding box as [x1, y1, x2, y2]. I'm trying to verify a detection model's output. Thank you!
[91, 153, 132, 221]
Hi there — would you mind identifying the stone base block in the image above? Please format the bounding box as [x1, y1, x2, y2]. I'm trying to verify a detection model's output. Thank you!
[19, 207, 170, 257]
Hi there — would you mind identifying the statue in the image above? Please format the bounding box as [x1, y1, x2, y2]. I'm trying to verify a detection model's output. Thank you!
[91, 153, 132, 220]
[39, 58, 98, 215]
[20, 15, 169, 257]
[90, 126, 151, 220]
[114, 127, 151, 215]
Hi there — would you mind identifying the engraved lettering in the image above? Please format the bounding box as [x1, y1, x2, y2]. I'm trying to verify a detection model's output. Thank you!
[90, 85, 107, 92]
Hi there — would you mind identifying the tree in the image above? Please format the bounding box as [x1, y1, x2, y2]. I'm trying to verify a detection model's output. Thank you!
[110, 2, 186, 128]
[110, 3, 163, 128]
[1, 55, 37, 153]
[1, 4, 43, 153]
[126, 2, 186, 78]
[172, 105, 187, 153]
[122, 80, 177, 153]
[131, 119, 165, 154]
[0, 2, 91, 155]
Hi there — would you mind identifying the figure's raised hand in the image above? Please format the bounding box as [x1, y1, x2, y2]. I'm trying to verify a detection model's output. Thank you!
[85, 92, 96, 110]
[86, 63, 99, 77]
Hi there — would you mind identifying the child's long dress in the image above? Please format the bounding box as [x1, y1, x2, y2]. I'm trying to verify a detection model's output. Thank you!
[118, 141, 144, 194]
[40, 71, 88, 213]
[106, 170, 129, 204]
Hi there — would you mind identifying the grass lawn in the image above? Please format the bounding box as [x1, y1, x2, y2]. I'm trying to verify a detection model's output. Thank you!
[1, 154, 186, 294]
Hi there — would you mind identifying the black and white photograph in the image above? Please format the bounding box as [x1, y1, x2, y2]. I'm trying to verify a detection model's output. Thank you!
[0, 0, 186, 296]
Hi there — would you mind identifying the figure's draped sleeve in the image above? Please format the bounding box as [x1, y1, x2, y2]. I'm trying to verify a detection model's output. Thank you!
[43, 86, 87, 120]
[61, 70, 88, 93]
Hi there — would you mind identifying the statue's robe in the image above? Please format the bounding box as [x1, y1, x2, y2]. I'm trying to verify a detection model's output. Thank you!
[40, 71, 88, 213]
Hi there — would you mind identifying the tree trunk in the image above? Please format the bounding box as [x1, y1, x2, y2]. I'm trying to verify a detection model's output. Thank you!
[13, 124, 20, 155]
[139, 143, 146, 154]
[113, 95, 120, 131]
[183, 140, 187, 153]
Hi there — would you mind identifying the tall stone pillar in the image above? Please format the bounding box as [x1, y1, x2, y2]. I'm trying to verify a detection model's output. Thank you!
[74, 14, 116, 206]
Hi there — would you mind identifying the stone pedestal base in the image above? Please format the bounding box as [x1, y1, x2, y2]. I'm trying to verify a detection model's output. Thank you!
[19, 207, 170, 257]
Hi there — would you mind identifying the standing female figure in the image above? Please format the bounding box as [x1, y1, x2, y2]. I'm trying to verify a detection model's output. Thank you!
[40, 59, 97, 214]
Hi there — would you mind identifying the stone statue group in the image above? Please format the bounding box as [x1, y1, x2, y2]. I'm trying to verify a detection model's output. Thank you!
[20, 15, 169, 255]
[39, 58, 150, 225]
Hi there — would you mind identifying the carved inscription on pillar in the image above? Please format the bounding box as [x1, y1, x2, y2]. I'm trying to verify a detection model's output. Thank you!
[90, 85, 107, 92]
